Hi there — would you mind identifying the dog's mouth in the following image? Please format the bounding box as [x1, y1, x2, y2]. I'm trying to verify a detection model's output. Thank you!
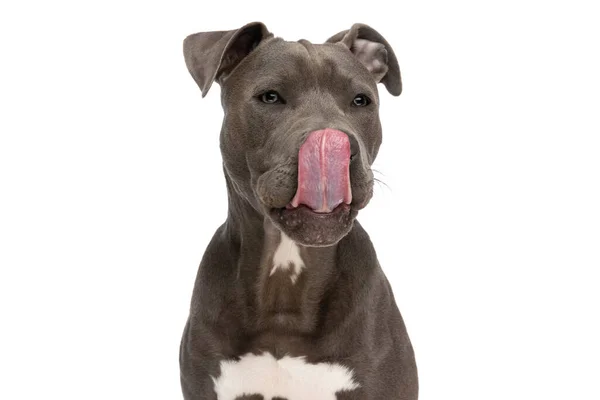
[273, 203, 351, 218]
[266, 129, 358, 246]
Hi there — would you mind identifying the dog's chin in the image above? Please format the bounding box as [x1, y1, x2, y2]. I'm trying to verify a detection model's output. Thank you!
[267, 204, 358, 247]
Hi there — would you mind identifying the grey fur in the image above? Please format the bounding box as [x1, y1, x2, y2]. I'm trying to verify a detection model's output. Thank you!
[180, 22, 418, 400]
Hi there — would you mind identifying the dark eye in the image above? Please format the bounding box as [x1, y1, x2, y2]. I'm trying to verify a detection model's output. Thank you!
[352, 94, 371, 107]
[260, 91, 283, 104]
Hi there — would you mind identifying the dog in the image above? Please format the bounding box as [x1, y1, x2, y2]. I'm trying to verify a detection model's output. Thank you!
[180, 22, 418, 400]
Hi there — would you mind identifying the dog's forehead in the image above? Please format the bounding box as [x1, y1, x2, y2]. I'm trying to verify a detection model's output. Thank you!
[244, 38, 371, 82]
[273, 39, 350, 61]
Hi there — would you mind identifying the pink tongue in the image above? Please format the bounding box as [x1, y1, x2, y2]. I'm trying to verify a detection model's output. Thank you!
[290, 129, 352, 213]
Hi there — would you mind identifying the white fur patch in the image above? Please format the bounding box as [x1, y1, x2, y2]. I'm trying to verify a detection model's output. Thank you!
[212, 352, 359, 400]
[270, 232, 305, 283]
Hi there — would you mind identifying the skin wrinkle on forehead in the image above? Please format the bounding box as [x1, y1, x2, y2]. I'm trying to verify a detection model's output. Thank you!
[297, 39, 323, 79]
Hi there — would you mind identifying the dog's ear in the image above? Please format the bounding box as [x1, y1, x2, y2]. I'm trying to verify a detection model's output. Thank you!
[327, 24, 402, 96]
[184, 22, 271, 97]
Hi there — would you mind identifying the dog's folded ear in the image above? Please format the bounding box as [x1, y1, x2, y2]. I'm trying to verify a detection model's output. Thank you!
[327, 24, 402, 96]
[184, 22, 271, 97]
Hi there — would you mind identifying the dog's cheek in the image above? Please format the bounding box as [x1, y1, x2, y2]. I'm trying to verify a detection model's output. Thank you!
[349, 164, 374, 210]
[255, 165, 297, 209]
[356, 114, 383, 163]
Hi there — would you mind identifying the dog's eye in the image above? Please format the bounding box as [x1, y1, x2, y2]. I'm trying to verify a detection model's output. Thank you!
[260, 91, 283, 104]
[352, 94, 371, 107]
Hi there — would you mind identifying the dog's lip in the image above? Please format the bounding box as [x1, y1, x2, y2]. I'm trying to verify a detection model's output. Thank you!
[280, 203, 351, 216]
[284, 201, 351, 213]
[269, 203, 353, 226]
[281, 198, 370, 213]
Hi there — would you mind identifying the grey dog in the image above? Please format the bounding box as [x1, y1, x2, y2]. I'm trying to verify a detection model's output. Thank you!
[180, 22, 418, 400]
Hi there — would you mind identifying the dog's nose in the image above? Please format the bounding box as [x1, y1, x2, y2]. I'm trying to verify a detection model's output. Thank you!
[347, 133, 360, 163]
[290, 129, 352, 213]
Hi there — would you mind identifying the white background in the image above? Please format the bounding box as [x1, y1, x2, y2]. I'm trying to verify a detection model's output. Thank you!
[1, 0, 599, 399]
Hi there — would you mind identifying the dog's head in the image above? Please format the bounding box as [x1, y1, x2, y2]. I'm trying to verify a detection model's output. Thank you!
[184, 22, 401, 247]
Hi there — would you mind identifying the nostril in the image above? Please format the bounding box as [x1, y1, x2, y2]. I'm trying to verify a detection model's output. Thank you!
[347, 134, 360, 162]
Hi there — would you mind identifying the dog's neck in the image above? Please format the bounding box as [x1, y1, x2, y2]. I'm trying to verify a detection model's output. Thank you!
[223, 176, 339, 335]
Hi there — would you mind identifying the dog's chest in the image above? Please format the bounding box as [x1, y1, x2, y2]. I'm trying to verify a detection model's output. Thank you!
[212, 352, 359, 400]
[216, 233, 360, 399]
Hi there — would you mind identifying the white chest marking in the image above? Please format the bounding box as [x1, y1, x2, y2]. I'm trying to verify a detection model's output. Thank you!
[270, 232, 305, 283]
[212, 352, 359, 400]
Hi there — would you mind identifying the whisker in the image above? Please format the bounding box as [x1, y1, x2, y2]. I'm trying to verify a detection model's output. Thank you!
[373, 177, 391, 191]
[372, 168, 387, 177]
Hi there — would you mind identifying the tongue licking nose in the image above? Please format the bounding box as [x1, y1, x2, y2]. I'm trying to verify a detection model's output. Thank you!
[290, 129, 352, 213]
